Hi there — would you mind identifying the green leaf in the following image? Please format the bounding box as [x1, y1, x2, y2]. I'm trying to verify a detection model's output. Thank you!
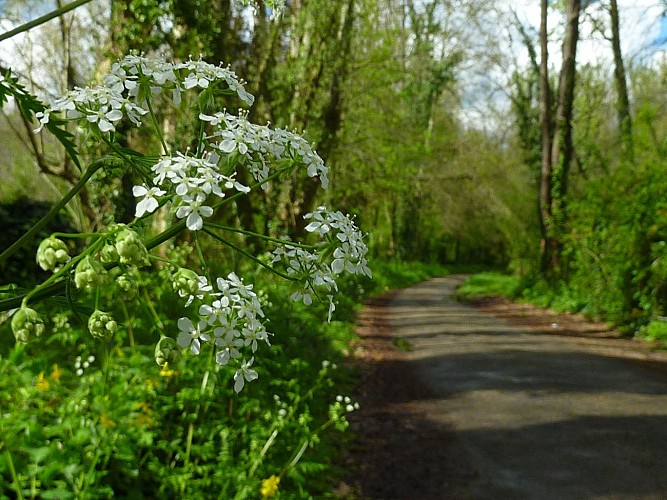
[40, 488, 75, 499]
[26, 446, 51, 463]
[0, 68, 81, 170]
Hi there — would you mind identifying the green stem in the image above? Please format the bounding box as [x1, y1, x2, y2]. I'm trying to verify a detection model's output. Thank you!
[193, 233, 209, 277]
[201, 228, 296, 281]
[0, 166, 294, 312]
[141, 288, 164, 332]
[248, 428, 279, 478]
[196, 112, 207, 158]
[0, 160, 103, 267]
[51, 232, 99, 239]
[120, 302, 136, 354]
[0, 0, 93, 43]
[146, 99, 169, 155]
[3, 450, 24, 500]
[284, 439, 309, 473]
[203, 222, 315, 250]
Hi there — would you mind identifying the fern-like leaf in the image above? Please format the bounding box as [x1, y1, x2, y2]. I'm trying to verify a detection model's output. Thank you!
[0, 67, 81, 170]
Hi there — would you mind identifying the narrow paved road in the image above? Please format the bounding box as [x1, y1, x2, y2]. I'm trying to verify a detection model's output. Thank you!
[351, 276, 667, 500]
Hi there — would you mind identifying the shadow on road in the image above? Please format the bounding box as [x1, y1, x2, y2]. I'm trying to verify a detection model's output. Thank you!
[348, 277, 667, 500]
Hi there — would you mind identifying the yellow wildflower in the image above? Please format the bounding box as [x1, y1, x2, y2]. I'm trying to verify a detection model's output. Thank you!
[36, 371, 49, 391]
[261, 475, 280, 498]
[99, 413, 116, 428]
[134, 401, 151, 413]
[134, 412, 154, 427]
[50, 364, 61, 383]
[159, 361, 176, 378]
[132, 402, 154, 427]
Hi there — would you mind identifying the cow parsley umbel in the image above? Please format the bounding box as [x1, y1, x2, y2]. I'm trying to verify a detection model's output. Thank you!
[8, 52, 370, 393]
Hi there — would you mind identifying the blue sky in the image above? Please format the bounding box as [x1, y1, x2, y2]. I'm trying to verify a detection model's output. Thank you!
[655, 14, 667, 46]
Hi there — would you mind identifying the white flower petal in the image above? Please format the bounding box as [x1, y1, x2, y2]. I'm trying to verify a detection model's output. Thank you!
[186, 211, 203, 230]
[98, 119, 115, 132]
[133, 185, 148, 196]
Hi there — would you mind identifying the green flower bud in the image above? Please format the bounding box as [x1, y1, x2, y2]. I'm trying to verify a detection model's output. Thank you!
[172, 268, 200, 297]
[100, 242, 119, 264]
[116, 273, 139, 299]
[36, 236, 70, 272]
[74, 256, 106, 289]
[11, 306, 45, 344]
[155, 336, 182, 367]
[115, 228, 149, 267]
[88, 310, 117, 340]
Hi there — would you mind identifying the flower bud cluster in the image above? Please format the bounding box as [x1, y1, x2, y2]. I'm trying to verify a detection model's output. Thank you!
[75, 355, 95, 376]
[88, 310, 117, 340]
[335, 394, 360, 414]
[100, 224, 150, 268]
[74, 256, 107, 289]
[11, 306, 45, 344]
[115, 227, 150, 266]
[114, 268, 139, 299]
[100, 242, 119, 264]
[155, 336, 182, 367]
[36, 236, 70, 272]
[175, 272, 269, 392]
[172, 268, 212, 306]
[329, 395, 360, 432]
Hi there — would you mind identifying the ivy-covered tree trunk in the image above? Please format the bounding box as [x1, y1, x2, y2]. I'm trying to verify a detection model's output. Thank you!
[539, 0, 581, 277]
[609, 0, 633, 163]
[285, 0, 357, 239]
[538, 0, 554, 273]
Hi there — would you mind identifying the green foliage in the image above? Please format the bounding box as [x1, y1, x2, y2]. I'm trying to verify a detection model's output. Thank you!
[0, 262, 364, 499]
[359, 259, 448, 295]
[637, 320, 667, 344]
[563, 158, 667, 327]
[519, 278, 585, 313]
[455, 272, 521, 301]
[0, 251, 448, 498]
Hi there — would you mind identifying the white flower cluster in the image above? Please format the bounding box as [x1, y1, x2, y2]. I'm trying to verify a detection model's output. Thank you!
[200, 111, 329, 189]
[33, 53, 331, 231]
[74, 355, 95, 377]
[133, 152, 250, 230]
[176, 272, 270, 392]
[34, 54, 254, 134]
[335, 394, 360, 414]
[21, 53, 372, 395]
[35, 85, 147, 133]
[271, 206, 371, 321]
[304, 206, 372, 277]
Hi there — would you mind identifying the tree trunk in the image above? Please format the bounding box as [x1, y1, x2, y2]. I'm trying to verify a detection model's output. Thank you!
[550, 0, 581, 197]
[541, 0, 581, 276]
[609, 0, 633, 163]
[538, 0, 554, 273]
[290, 0, 356, 238]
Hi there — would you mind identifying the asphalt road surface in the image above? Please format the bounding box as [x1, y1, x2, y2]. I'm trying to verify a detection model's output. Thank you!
[350, 276, 667, 500]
